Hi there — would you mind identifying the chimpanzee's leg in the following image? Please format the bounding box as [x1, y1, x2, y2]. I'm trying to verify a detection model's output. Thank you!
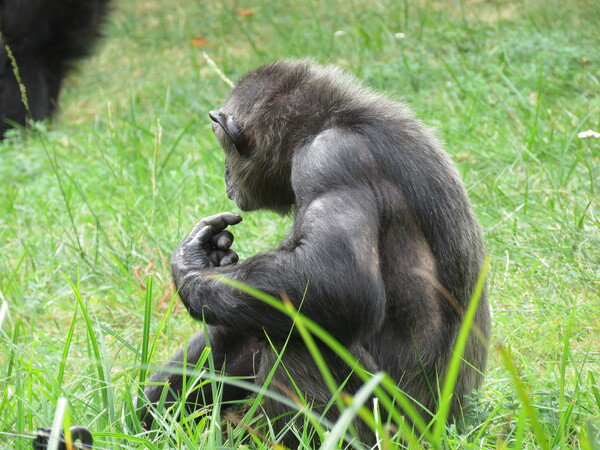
[141, 325, 261, 427]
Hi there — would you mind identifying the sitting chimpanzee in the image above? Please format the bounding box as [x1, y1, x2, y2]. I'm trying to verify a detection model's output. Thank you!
[143, 60, 491, 446]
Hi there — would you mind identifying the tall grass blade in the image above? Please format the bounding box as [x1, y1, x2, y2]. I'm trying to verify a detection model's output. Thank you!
[322, 372, 385, 450]
[67, 277, 113, 428]
[497, 344, 550, 450]
[433, 256, 490, 441]
[0, 301, 8, 329]
[139, 276, 153, 386]
[57, 308, 77, 385]
[283, 295, 346, 416]
[48, 397, 67, 450]
[589, 371, 600, 411]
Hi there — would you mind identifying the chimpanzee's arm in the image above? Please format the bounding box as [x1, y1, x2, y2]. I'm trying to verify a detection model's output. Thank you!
[171, 191, 386, 343]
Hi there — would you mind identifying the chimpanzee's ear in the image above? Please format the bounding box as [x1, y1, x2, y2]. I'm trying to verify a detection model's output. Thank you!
[209, 110, 250, 156]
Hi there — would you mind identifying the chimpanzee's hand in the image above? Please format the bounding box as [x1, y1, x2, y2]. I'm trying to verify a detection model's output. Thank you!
[171, 212, 242, 274]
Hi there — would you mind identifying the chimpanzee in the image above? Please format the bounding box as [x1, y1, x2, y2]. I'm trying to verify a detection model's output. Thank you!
[0, 0, 110, 138]
[144, 59, 491, 445]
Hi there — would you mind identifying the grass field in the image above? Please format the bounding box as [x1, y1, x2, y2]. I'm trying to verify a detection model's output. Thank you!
[1, 0, 599, 448]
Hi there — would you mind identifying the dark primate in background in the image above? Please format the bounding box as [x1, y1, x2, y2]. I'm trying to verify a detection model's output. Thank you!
[0, 0, 111, 138]
[144, 60, 491, 445]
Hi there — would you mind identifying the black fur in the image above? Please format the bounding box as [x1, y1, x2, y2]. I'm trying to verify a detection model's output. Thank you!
[0, 0, 111, 138]
[144, 60, 491, 446]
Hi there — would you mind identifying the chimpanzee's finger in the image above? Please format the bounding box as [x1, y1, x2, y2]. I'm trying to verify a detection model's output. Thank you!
[211, 230, 234, 250]
[185, 222, 210, 245]
[219, 250, 239, 266]
[188, 225, 213, 249]
[208, 249, 222, 267]
[200, 212, 242, 233]
[186, 213, 241, 244]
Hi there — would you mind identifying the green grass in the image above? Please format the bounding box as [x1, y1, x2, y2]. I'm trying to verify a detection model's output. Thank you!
[1, 0, 599, 447]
